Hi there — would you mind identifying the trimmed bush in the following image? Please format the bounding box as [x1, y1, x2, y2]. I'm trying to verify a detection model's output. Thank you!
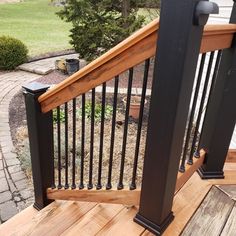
[0, 36, 28, 70]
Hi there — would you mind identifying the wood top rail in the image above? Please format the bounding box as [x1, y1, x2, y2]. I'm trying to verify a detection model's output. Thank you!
[39, 21, 236, 113]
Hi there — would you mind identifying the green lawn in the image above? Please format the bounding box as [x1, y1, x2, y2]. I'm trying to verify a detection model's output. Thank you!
[0, 0, 71, 56]
[0, 1, 159, 57]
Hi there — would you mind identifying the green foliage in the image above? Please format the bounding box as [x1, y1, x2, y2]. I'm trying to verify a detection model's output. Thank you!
[138, 0, 160, 8]
[78, 102, 113, 121]
[53, 109, 66, 123]
[57, 0, 145, 61]
[0, 36, 28, 70]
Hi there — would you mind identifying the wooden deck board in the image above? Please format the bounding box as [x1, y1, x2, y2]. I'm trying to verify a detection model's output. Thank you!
[181, 186, 234, 236]
[27, 201, 97, 236]
[96, 206, 145, 236]
[163, 173, 212, 236]
[1, 167, 236, 235]
[61, 203, 124, 236]
[221, 203, 236, 236]
[0, 205, 38, 236]
[217, 185, 236, 200]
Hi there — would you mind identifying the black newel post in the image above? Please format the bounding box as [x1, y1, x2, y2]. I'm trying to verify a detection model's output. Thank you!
[198, 1, 236, 179]
[134, 0, 218, 234]
[23, 82, 54, 210]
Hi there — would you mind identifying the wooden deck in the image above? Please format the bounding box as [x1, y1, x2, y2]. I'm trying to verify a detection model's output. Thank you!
[0, 164, 236, 236]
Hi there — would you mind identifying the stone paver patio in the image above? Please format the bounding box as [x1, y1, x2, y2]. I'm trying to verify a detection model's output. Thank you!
[0, 54, 82, 223]
[18, 54, 79, 75]
[0, 71, 41, 224]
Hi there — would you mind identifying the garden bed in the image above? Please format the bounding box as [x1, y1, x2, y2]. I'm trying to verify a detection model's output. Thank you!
[9, 61, 154, 188]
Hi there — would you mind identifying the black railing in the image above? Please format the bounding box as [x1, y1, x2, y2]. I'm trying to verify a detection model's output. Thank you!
[179, 50, 222, 172]
[51, 59, 152, 191]
[22, 1, 236, 235]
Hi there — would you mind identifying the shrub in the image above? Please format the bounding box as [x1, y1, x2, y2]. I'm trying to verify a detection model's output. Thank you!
[57, 0, 145, 61]
[0, 36, 28, 70]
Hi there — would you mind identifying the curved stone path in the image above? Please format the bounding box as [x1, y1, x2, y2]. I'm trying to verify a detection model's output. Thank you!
[0, 71, 41, 224]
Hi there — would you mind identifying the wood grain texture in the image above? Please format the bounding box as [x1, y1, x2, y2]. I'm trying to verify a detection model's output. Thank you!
[27, 201, 96, 236]
[207, 170, 236, 185]
[163, 173, 212, 236]
[47, 188, 141, 205]
[217, 185, 236, 200]
[226, 149, 236, 163]
[40, 31, 157, 113]
[3, 201, 96, 236]
[39, 24, 236, 113]
[221, 203, 236, 236]
[47, 154, 205, 206]
[181, 186, 234, 236]
[96, 206, 145, 236]
[0, 205, 38, 236]
[61, 203, 124, 236]
[2, 168, 236, 235]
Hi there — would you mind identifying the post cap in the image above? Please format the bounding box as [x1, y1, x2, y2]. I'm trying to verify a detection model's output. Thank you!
[22, 82, 50, 93]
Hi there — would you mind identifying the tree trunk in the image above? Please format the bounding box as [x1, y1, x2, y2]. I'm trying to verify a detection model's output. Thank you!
[122, 0, 130, 19]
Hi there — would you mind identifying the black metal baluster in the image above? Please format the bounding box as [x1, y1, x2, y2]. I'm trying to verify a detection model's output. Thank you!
[57, 106, 62, 189]
[106, 76, 119, 190]
[71, 98, 76, 189]
[64, 102, 69, 189]
[79, 94, 85, 189]
[188, 51, 215, 164]
[194, 50, 222, 158]
[179, 54, 206, 172]
[117, 69, 134, 190]
[88, 89, 95, 189]
[130, 59, 150, 190]
[97, 83, 106, 190]
[52, 118, 56, 189]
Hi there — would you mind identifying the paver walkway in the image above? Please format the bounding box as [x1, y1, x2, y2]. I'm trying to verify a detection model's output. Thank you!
[18, 54, 80, 75]
[0, 71, 41, 224]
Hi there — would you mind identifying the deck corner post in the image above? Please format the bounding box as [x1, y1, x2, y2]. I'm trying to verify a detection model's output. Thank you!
[197, 1, 236, 180]
[134, 0, 216, 234]
[23, 82, 54, 210]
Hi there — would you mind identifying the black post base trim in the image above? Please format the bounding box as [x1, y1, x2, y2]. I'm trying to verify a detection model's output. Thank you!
[33, 202, 44, 211]
[33, 199, 54, 211]
[197, 166, 224, 179]
[134, 212, 174, 235]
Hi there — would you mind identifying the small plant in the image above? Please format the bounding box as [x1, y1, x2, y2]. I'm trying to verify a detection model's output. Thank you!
[0, 36, 28, 70]
[53, 109, 66, 123]
[78, 102, 113, 121]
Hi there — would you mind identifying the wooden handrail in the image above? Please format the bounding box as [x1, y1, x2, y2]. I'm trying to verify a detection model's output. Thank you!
[39, 21, 236, 113]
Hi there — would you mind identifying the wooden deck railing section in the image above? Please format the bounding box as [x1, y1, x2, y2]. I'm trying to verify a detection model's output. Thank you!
[22, 1, 236, 234]
[46, 150, 205, 206]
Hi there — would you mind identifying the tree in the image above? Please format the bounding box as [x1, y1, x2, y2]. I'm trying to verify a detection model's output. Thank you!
[57, 0, 144, 61]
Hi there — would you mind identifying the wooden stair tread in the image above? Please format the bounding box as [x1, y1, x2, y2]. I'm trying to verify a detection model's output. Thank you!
[0, 205, 38, 236]
[96, 206, 145, 236]
[221, 203, 236, 236]
[60, 203, 124, 235]
[1, 169, 236, 235]
[181, 186, 235, 236]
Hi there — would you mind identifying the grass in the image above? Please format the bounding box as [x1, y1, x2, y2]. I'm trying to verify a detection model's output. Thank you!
[0, 0, 71, 56]
[0, 1, 159, 57]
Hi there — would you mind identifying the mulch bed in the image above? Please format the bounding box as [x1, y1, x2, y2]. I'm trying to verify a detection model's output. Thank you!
[9, 59, 154, 187]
